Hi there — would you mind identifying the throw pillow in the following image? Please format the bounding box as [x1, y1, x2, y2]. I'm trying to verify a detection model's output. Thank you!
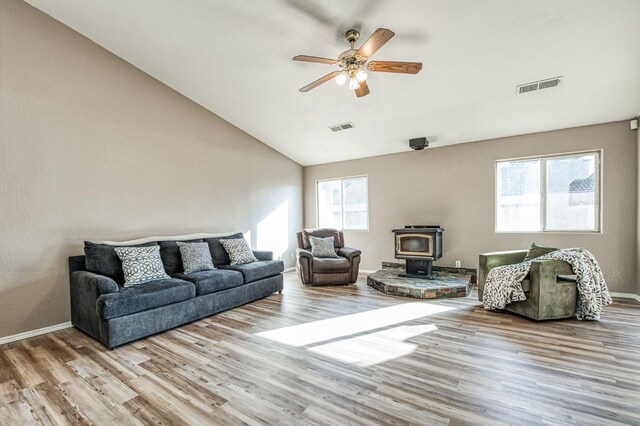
[220, 238, 259, 265]
[84, 241, 157, 284]
[177, 241, 215, 274]
[309, 236, 339, 258]
[114, 245, 170, 287]
[159, 239, 203, 275]
[524, 243, 558, 261]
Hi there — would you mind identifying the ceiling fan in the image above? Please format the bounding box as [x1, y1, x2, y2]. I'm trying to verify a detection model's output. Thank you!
[293, 28, 422, 98]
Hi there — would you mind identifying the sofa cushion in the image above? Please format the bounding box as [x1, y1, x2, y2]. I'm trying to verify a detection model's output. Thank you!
[313, 257, 351, 274]
[97, 278, 195, 320]
[221, 260, 284, 284]
[204, 233, 244, 266]
[173, 269, 244, 296]
[84, 241, 157, 284]
[159, 239, 204, 275]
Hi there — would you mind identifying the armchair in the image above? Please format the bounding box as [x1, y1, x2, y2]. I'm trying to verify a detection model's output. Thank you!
[478, 250, 578, 321]
[296, 228, 361, 285]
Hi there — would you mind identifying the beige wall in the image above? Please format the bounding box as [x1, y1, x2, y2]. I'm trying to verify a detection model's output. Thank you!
[305, 122, 638, 294]
[0, 0, 303, 338]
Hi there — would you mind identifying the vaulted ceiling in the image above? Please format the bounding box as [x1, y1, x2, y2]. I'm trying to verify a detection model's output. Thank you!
[25, 0, 640, 166]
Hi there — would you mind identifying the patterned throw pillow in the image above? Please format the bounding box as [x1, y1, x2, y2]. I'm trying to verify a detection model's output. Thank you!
[177, 241, 215, 274]
[220, 238, 259, 266]
[309, 236, 339, 258]
[114, 245, 170, 287]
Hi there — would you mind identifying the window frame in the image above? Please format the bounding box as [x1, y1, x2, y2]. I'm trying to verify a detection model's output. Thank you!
[316, 175, 369, 231]
[495, 150, 602, 234]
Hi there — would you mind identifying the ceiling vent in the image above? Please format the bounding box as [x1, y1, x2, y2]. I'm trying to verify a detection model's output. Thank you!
[329, 122, 355, 132]
[516, 76, 563, 95]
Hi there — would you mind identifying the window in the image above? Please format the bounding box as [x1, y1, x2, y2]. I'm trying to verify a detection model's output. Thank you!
[496, 151, 600, 232]
[317, 176, 368, 230]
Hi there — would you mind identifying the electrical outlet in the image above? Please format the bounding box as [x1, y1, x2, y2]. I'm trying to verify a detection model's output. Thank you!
[290, 253, 295, 260]
[455, 260, 462, 268]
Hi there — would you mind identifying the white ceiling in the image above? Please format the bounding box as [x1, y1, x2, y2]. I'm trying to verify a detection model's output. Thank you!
[26, 0, 640, 166]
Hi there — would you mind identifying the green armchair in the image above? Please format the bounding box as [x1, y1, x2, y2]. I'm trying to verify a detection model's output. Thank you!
[478, 250, 578, 321]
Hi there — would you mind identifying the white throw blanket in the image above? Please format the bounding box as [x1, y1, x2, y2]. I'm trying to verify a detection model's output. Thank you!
[483, 248, 612, 320]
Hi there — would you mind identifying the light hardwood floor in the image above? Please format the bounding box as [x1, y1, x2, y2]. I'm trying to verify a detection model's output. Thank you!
[1, 272, 639, 425]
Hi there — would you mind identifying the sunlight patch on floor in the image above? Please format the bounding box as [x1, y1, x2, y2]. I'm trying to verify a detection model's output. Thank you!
[254, 302, 455, 347]
[308, 324, 438, 367]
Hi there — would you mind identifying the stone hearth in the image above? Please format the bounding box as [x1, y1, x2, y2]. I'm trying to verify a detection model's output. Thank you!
[367, 266, 473, 299]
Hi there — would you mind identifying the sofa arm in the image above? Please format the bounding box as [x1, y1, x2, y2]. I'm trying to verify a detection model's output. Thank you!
[478, 250, 527, 301]
[531, 259, 574, 283]
[296, 248, 313, 260]
[528, 259, 577, 319]
[338, 247, 361, 261]
[252, 250, 273, 261]
[70, 271, 119, 341]
[74, 271, 119, 295]
[296, 248, 313, 284]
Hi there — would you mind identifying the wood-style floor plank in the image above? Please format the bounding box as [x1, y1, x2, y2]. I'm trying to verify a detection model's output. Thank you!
[1, 272, 639, 425]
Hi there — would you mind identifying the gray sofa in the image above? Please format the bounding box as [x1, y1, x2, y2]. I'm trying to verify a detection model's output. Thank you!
[69, 233, 284, 348]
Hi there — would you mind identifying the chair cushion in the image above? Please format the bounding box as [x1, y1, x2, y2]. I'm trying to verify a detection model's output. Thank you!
[524, 243, 558, 261]
[159, 239, 204, 275]
[313, 257, 351, 274]
[173, 269, 244, 296]
[97, 278, 195, 320]
[301, 228, 344, 250]
[204, 233, 244, 266]
[221, 260, 284, 284]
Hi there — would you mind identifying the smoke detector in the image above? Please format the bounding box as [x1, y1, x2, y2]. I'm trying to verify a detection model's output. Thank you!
[516, 76, 563, 95]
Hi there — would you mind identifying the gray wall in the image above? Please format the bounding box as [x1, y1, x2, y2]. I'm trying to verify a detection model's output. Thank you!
[305, 122, 638, 294]
[0, 0, 303, 338]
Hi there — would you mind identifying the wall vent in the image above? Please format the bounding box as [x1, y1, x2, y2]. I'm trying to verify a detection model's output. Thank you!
[329, 122, 355, 132]
[516, 76, 563, 95]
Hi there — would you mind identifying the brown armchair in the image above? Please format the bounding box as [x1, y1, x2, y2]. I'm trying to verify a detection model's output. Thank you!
[296, 228, 361, 286]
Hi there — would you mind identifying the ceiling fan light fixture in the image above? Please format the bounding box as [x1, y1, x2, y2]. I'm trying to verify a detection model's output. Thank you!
[293, 28, 422, 97]
[356, 68, 368, 82]
[335, 72, 348, 86]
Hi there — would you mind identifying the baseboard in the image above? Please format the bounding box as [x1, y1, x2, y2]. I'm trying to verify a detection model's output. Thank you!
[359, 269, 376, 274]
[610, 292, 640, 303]
[0, 322, 73, 346]
[283, 267, 296, 272]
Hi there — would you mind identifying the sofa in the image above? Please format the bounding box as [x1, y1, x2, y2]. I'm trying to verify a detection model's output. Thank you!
[296, 228, 361, 285]
[478, 249, 577, 321]
[69, 233, 284, 348]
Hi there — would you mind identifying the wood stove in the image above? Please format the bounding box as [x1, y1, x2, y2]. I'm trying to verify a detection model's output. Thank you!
[392, 226, 444, 279]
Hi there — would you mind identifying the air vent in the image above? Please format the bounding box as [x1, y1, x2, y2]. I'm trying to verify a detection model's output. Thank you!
[329, 122, 355, 132]
[516, 76, 563, 95]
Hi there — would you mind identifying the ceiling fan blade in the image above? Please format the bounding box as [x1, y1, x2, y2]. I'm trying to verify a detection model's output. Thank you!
[293, 55, 338, 65]
[354, 81, 370, 98]
[299, 72, 339, 92]
[367, 61, 422, 74]
[356, 28, 395, 58]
